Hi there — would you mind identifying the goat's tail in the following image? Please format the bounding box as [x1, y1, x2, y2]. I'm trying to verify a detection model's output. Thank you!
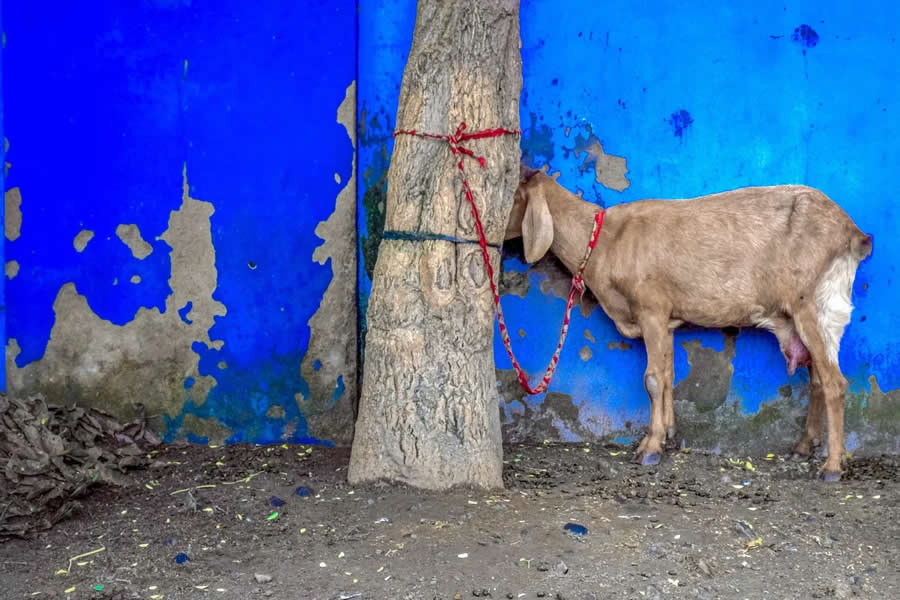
[851, 231, 873, 263]
[812, 230, 871, 365]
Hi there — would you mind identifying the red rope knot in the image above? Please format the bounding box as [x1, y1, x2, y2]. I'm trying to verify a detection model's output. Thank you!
[572, 274, 586, 298]
[394, 122, 521, 172]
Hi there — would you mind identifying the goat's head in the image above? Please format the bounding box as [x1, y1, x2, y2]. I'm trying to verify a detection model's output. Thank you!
[504, 166, 555, 263]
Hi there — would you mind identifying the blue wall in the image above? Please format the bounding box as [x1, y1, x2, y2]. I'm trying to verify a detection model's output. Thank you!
[3, 1, 357, 444]
[358, 1, 899, 450]
[5, 1, 897, 450]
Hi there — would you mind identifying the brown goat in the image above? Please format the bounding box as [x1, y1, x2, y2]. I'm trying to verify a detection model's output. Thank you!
[505, 168, 872, 481]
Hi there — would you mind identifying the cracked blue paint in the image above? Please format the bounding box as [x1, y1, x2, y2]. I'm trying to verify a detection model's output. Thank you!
[360, 0, 899, 443]
[5, 1, 356, 444]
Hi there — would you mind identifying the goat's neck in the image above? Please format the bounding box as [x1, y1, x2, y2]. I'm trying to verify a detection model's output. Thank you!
[544, 186, 609, 275]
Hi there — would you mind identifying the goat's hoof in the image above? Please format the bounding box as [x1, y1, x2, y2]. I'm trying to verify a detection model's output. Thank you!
[640, 452, 661, 466]
[791, 452, 810, 462]
[820, 470, 841, 483]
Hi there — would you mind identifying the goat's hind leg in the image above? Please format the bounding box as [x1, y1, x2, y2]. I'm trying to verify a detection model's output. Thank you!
[634, 314, 673, 466]
[793, 363, 825, 459]
[792, 303, 848, 482]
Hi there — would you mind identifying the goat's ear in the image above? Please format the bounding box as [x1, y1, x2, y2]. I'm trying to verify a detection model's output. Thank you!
[521, 184, 554, 263]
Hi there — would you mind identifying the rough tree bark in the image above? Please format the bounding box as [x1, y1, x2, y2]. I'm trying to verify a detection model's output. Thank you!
[348, 0, 522, 490]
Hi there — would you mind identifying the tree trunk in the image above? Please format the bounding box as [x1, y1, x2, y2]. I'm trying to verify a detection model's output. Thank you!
[348, 0, 522, 490]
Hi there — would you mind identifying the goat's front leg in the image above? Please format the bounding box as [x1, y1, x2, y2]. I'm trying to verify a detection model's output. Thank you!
[663, 327, 677, 442]
[634, 314, 671, 466]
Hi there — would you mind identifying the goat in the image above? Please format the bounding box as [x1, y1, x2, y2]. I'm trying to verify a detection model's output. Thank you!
[504, 167, 872, 481]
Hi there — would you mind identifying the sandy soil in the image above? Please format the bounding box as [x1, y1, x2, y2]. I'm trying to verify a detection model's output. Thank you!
[2, 441, 898, 599]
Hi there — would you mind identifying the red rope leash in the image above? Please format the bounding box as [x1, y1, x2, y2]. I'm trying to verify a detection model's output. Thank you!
[393, 122, 605, 395]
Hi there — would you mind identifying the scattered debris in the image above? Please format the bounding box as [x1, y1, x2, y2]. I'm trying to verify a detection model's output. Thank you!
[63, 546, 106, 575]
[0, 395, 156, 539]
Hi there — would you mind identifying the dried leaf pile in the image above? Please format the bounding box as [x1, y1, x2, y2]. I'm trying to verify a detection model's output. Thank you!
[1, 395, 159, 540]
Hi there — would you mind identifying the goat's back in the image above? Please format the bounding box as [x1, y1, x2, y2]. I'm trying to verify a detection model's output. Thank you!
[598, 185, 870, 327]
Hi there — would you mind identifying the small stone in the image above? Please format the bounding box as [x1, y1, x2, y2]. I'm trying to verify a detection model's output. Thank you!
[554, 560, 569, 576]
[697, 559, 712, 577]
[537, 593, 546, 598]
[254, 573, 273, 584]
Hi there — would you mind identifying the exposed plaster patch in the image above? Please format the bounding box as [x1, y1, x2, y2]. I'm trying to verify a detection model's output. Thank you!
[518, 328, 526, 338]
[498, 267, 529, 298]
[179, 414, 233, 445]
[5, 186, 22, 241]
[608, 340, 632, 351]
[674, 331, 738, 413]
[266, 405, 286, 420]
[498, 368, 597, 442]
[579, 345, 593, 361]
[6, 165, 227, 427]
[116, 223, 153, 259]
[854, 376, 900, 434]
[73, 229, 95, 252]
[298, 81, 358, 444]
[130, 275, 141, 284]
[574, 137, 630, 192]
[5, 260, 19, 279]
[584, 329, 595, 343]
[334, 172, 341, 184]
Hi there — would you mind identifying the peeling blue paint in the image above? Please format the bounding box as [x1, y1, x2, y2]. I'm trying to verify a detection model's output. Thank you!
[4, 1, 356, 444]
[6, 1, 898, 448]
[4, 2, 180, 367]
[359, 0, 900, 445]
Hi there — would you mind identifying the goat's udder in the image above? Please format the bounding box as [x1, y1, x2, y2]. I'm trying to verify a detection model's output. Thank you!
[786, 332, 812, 376]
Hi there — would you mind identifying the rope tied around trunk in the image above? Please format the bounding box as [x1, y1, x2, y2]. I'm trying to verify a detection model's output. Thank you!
[393, 122, 605, 394]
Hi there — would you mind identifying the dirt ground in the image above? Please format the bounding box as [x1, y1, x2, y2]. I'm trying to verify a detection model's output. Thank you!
[2, 440, 898, 600]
